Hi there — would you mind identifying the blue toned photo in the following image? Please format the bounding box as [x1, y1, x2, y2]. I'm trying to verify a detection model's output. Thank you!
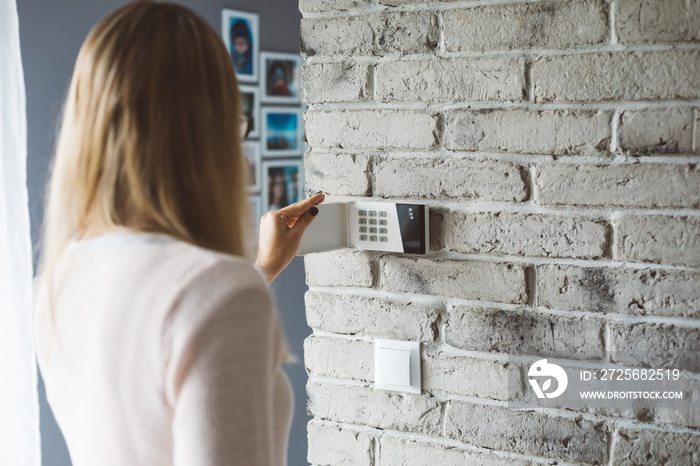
[262, 107, 304, 157]
[221, 10, 258, 83]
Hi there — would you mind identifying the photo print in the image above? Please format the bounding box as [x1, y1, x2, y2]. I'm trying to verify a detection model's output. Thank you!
[261, 107, 303, 157]
[221, 9, 258, 83]
[261, 160, 304, 212]
[260, 52, 302, 104]
[239, 85, 260, 139]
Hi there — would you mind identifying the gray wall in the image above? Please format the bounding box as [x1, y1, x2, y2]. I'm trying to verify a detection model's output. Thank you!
[17, 1, 309, 465]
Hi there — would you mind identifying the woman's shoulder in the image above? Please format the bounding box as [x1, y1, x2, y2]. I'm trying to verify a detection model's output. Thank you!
[65, 230, 272, 324]
[161, 238, 275, 333]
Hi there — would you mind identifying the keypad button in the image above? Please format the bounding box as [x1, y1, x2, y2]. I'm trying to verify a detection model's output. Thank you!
[379, 228, 387, 234]
[359, 235, 368, 241]
[359, 227, 367, 233]
[359, 218, 367, 224]
[368, 211, 377, 217]
[369, 219, 377, 225]
[369, 236, 377, 242]
[378, 211, 387, 217]
[358, 210, 367, 216]
[378, 219, 387, 226]
[379, 236, 388, 242]
[369, 227, 377, 234]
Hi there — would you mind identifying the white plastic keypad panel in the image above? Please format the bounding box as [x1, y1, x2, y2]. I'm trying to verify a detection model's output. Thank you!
[297, 201, 429, 256]
[347, 201, 404, 253]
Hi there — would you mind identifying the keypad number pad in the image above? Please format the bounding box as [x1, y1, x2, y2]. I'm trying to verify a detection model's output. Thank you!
[358, 210, 389, 244]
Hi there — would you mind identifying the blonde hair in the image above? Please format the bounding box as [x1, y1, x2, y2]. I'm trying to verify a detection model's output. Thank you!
[38, 0, 249, 287]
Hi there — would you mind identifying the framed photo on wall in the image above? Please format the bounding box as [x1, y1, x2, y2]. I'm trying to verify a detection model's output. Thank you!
[242, 141, 261, 193]
[261, 107, 304, 157]
[261, 160, 304, 212]
[260, 52, 302, 104]
[222, 9, 259, 83]
[239, 85, 260, 139]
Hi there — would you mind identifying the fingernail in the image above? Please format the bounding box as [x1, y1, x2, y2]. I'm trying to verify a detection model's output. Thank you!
[315, 191, 324, 196]
[310, 207, 319, 216]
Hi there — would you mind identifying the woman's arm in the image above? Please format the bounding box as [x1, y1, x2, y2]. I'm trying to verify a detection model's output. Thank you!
[255, 191, 324, 283]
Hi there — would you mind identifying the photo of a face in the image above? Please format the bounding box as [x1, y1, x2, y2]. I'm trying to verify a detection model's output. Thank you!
[262, 161, 304, 212]
[261, 52, 302, 104]
[221, 10, 258, 83]
[239, 85, 259, 139]
[262, 107, 303, 157]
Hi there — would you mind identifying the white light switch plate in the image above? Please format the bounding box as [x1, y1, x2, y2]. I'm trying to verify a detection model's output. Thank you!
[297, 201, 429, 256]
[374, 339, 421, 394]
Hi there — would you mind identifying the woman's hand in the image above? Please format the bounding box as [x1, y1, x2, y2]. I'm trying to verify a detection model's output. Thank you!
[255, 191, 325, 284]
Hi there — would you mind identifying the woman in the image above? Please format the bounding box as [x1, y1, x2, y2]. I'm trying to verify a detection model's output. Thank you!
[33, 2, 322, 465]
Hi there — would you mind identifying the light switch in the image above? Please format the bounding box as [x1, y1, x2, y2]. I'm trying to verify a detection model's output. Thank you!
[379, 348, 411, 386]
[374, 339, 421, 394]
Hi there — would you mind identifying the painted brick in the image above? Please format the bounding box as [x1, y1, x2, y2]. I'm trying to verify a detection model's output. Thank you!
[532, 50, 700, 102]
[446, 211, 608, 259]
[423, 352, 511, 400]
[444, 0, 607, 52]
[305, 110, 437, 150]
[379, 436, 532, 466]
[618, 215, 700, 268]
[300, 0, 700, 459]
[429, 209, 446, 251]
[444, 109, 611, 155]
[444, 402, 609, 464]
[380, 256, 529, 304]
[536, 163, 700, 208]
[304, 336, 373, 381]
[304, 250, 373, 287]
[617, 0, 700, 44]
[301, 16, 371, 57]
[445, 305, 604, 359]
[538, 264, 700, 318]
[301, 61, 370, 104]
[378, 0, 429, 5]
[375, 57, 524, 103]
[373, 155, 528, 202]
[612, 428, 700, 466]
[305, 291, 441, 341]
[307, 380, 443, 434]
[618, 108, 696, 155]
[299, 0, 371, 13]
[608, 322, 700, 372]
[307, 420, 373, 466]
[301, 12, 437, 57]
[305, 151, 371, 196]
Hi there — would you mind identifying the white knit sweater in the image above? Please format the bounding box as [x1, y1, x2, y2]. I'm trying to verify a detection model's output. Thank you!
[34, 231, 293, 465]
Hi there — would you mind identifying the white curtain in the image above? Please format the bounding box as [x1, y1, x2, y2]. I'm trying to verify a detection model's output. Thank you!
[0, 0, 42, 464]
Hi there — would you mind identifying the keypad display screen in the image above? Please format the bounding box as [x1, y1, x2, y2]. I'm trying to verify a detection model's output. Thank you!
[396, 204, 426, 254]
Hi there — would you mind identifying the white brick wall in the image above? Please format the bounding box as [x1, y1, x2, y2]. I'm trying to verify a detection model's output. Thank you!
[301, 0, 700, 464]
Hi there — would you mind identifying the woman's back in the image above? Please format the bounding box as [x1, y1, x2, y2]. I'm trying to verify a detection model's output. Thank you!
[35, 231, 293, 465]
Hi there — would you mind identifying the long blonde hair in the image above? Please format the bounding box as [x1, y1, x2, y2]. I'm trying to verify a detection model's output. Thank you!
[38, 1, 249, 288]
